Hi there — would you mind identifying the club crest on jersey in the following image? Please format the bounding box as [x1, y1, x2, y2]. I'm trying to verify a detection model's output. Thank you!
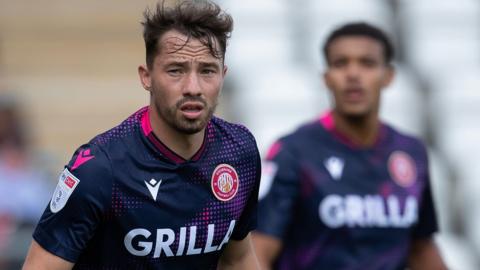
[50, 168, 80, 213]
[211, 164, 239, 201]
[388, 151, 417, 187]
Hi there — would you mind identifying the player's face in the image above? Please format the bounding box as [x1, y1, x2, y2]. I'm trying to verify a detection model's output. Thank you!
[324, 36, 393, 118]
[139, 30, 227, 134]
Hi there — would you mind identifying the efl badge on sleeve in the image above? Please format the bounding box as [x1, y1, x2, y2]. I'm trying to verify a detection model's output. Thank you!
[258, 161, 278, 200]
[211, 164, 239, 201]
[388, 151, 417, 187]
[50, 168, 80, 213]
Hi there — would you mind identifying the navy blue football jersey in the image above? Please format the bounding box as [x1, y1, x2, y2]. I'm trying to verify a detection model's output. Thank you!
[257, 112, 438, 270]
[34, 107, 261, 269]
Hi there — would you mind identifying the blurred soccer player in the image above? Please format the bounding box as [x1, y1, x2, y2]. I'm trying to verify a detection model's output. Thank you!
[253, 22, 447, 270]
[23, 1, 261, 269]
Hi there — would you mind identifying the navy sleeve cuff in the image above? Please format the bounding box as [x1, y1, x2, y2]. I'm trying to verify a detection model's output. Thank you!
[33, 226, 81, 263]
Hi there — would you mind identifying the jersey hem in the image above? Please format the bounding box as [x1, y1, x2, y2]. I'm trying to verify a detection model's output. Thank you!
[231, 229, 252, 241]
[251, 227, 284, 241]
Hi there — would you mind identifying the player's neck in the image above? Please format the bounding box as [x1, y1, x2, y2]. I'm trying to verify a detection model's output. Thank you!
[332, 110, 380, 147]
[149, 111, 205, 160]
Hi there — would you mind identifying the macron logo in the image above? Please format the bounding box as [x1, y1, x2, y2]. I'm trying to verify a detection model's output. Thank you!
[324, 156, 344, 180]
[145, 178, 162, 201]
[71, 149, 95, 171]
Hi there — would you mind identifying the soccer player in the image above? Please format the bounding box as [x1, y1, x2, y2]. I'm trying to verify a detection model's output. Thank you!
[22, 1, 261, 269]
[253, 23, 448, 270]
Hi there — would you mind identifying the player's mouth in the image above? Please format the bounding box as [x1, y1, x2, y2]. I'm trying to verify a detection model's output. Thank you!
[344, 87, 364, 102]
[179, 102, 205, 119]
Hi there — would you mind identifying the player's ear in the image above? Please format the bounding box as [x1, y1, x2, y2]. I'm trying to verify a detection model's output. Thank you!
[222, 65, 228, 77]
[381, 65, 395, 88]
[138, 64, 152, 92]
[323, 70, 333, 92]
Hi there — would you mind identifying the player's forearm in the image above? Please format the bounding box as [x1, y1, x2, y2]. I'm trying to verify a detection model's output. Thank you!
[252, 232, 282, 270]
[217, 249, 259, 270]
[258, 260, 273, 270]
[408, 238, 448, 270]
[23, 240, 74, 270]
[254, 247, 274, 270]
[409, 255, 448, 270]
[218, 234, 260, 270]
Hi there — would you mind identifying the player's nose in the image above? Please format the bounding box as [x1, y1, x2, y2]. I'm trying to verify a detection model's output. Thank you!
[345, 63, 361, 83]
[183, 73, 202, 96]
[345, 63, 361, 78]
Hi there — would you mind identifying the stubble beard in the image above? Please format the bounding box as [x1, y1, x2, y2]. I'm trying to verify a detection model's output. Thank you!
[156, 97, 217, 135]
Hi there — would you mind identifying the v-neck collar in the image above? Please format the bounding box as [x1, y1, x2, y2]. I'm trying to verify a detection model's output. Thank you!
[319, 111, 387, 150]
[140, 107, 208, 164]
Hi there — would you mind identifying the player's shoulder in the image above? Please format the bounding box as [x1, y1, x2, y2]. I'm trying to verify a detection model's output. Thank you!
[88, 107, 145, 148]
[65, 108, 144, 182]
[66, 143, 112, 181]
[210, 116, 257, 144]
[261, 120, 325, 163]
[278, 119, 326, 148]
[211, 116, 253, 134]
[384, 123, 427, 150]
[49, 142, 114, 214]
[48, 143, 112, 215]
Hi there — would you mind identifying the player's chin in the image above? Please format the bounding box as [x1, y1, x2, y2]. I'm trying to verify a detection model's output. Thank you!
[339, 105, 370, 118]
[176, 108, 215, 133]
[176, 117, 209, 134]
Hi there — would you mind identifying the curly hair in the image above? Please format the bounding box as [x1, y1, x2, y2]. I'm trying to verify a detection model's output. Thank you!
[142, 0, 233, 68]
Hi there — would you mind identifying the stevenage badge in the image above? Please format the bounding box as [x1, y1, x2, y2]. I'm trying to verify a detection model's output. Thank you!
[211, 164, 239, 201]
[388, 151, 417, 188]
[50, 168, 80, 213]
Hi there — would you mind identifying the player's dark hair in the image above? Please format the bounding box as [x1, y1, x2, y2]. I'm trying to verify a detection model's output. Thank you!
[142, 0, 233, 69]
[323, 22, 394, 65]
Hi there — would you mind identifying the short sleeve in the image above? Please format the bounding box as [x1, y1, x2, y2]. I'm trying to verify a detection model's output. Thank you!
[412, 145, 439, 239]
[256, 140, 300, 240]
[32, 144, 112, 262]
[412, 178, 439, 238]
[231, 139, 262, 240]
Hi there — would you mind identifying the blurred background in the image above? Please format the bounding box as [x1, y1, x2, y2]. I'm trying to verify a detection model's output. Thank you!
[0, 0, 479, 269]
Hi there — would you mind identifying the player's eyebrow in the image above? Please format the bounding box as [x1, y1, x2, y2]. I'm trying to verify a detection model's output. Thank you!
[198, 61, 222, 69]
[163, 59, 222, 69]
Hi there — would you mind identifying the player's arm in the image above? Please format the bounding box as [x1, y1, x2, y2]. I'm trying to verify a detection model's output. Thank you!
[252, 232, 282, 270]
[217, 233, 260, 270]
[25, 145, 111, 268]
[407, 238, 448, 270]
[253, 140, 299, 269]
[407, 144, 447, 269]
[23, 240, 74, 270]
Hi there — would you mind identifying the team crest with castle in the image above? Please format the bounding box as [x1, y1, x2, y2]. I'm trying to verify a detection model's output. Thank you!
[211, 164, 239, 201]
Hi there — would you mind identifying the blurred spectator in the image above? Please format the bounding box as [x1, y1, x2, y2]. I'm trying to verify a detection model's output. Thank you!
[0, 94, 52, 269]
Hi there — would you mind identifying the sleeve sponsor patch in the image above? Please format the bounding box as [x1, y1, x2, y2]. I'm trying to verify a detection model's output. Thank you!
[258, 161, 278, 200]
[50, 168, 80, 213]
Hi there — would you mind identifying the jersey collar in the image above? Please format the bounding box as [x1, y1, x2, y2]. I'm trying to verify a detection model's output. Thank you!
[319, 110, 387, 149]
[140, 107, 208, 164]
